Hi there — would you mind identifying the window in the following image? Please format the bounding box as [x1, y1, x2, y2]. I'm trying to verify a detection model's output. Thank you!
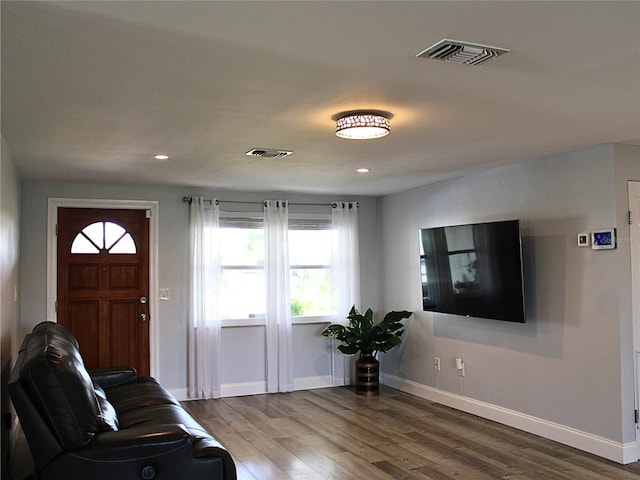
[289, 217, 332, 319]
[216, 213, 332, 322]
[71, 221, 136, 254]
[218, 215, 265, 320]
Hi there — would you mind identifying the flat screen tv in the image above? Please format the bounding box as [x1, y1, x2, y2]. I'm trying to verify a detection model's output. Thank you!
[419, 219, 526, 323]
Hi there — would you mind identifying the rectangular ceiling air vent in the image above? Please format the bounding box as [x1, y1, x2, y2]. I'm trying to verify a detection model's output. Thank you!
[416, 39, 509, 66]
[245, 148, 293, 159]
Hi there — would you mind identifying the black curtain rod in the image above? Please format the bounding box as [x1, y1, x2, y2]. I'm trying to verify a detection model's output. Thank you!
[182, 197, 359, 208]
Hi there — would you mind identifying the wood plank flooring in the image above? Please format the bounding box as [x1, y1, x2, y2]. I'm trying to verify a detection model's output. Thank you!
[183, 386, 640, 480]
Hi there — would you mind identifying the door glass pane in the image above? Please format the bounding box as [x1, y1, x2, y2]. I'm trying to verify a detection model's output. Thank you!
[109, 233, 136, 254]
[83, 222, 105, 249]
[71, 234, 100, 254]
[104, 222, 127, 250]
[71, 221, 136, 254]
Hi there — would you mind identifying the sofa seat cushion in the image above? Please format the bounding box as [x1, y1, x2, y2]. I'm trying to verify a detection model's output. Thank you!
[118, 404, 205, 431]
[105, 378, 180, 414]
[117, 404, 224, 458]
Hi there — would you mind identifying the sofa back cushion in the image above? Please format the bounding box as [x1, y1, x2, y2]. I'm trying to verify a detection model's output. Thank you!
[18, 323, 101, 450]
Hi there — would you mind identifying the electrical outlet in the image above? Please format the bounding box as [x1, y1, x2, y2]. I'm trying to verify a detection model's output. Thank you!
[434, 357, 441, 371]
[455, 357, 465, 376]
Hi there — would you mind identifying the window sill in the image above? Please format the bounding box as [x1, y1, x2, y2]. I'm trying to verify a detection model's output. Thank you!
[221, 316, 332, 328]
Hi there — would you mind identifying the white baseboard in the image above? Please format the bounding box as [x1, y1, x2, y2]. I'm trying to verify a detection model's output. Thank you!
[169, 387, 189, 401]
[173, 375, 334, 402]
[381, 373, 637, 465]
[294, 375, 333, 391]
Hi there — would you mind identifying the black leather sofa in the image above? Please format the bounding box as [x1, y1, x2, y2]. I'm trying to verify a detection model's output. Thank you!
[9, 321, 237, 480]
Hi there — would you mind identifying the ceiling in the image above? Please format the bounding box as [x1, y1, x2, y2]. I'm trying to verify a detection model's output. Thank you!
[2, 1, 639, 196]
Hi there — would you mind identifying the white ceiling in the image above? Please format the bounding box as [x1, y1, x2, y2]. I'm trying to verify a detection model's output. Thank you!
[2, 1, 639, 196]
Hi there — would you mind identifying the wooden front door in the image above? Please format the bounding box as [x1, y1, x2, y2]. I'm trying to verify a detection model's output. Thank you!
[57, 208, 150, 376]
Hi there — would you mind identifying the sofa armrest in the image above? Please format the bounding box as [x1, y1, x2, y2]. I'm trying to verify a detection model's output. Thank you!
[89, 367, 137, 389]
[79, 424, 191, 461]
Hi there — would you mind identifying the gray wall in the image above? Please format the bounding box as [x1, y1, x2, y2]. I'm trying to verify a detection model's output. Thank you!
[378, 143, 639, 445]
[19, 183, 379, 393]
[12, 141, 640, 456]
[1, 137, 21, 477]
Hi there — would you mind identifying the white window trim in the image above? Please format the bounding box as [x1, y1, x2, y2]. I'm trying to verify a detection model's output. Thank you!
[220, 315, 332, 328]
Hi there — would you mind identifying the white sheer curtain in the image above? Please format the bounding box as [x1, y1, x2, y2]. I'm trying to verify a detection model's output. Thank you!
[188, 197, 222, 399]
[264, 200, 293, 393]
[331, 201, 361, 386]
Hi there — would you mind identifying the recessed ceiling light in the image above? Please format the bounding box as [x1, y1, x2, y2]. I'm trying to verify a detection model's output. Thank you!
[356, 168, 371, 173]
[154, 154, 169, 160]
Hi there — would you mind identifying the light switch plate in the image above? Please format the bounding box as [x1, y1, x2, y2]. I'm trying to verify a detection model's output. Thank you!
[577, 232, 590, 247]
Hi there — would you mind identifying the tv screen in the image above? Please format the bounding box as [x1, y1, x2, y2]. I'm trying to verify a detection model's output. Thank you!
[419, 219, 525, 323]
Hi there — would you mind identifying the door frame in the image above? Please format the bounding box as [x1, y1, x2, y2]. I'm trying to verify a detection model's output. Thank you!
[47, 198, 159, 378]
[629, 181, 640, 458]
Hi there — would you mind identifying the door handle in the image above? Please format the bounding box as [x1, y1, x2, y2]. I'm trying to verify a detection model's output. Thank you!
[140, 313, 148, 323]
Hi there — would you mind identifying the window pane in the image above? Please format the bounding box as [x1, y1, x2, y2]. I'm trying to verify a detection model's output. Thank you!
[72, 221, 136, 254]
[290, 267, 331, 317]
[109, 233, 136, 254]
[219, 225, 265, 319]
[289, 230, 331, 265]
[220, 269, 265, 318]
[216, 219, 334, 320]
[82, 222, 104, 249]
[71, 234, 99, 254]
[104, 222, 127, 250]
[220, 228, 264, 266]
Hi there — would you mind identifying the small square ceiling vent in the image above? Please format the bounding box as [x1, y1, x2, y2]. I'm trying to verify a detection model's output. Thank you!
[416, 39, 509, 66]
[245, 148, 293, 159]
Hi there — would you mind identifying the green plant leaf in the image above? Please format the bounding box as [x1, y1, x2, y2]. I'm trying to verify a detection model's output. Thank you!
[321, 324, 345, 338]
[322, 306, 412, 356]
[338, 344, 360, 355]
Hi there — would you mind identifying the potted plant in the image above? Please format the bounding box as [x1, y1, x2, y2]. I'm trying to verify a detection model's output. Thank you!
[322, 306, 412, 395]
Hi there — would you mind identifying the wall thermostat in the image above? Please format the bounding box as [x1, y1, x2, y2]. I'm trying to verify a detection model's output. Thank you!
[591, 228, 616, 250]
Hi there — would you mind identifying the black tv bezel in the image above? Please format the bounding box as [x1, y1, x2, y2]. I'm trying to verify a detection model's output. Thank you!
[419, 219, 526, 323]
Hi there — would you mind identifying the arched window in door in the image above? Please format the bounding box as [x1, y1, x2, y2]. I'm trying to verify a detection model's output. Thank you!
[70, 221, 137, 254]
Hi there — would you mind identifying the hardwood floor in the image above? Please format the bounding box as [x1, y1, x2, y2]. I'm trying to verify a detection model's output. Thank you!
[183, 386, 640, 480]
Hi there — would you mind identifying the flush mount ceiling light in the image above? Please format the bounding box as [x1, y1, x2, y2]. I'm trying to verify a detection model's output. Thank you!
[332, 110, 393, 139]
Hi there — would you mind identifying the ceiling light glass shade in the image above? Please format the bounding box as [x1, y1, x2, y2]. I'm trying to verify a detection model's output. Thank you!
[333, 110, 393, 139]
